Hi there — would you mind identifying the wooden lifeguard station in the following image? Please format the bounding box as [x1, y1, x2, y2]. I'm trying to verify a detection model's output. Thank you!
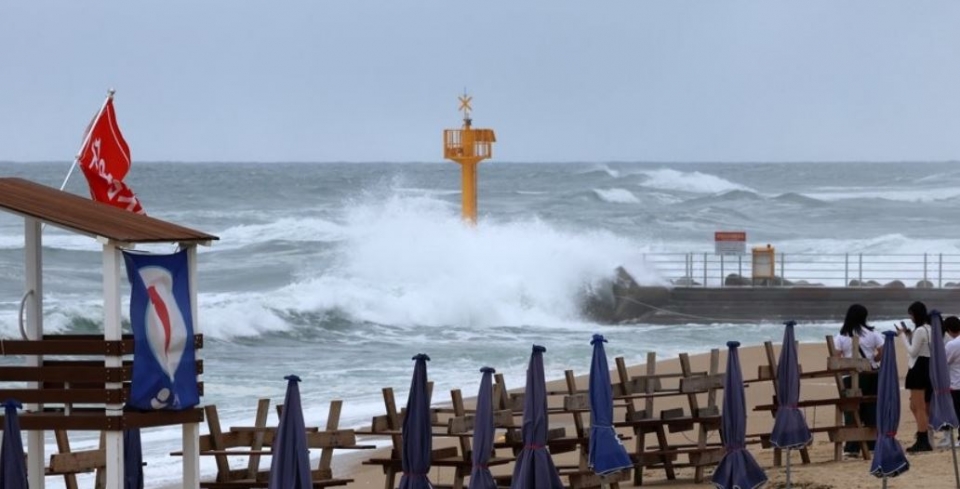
[443, 93, 496, 224]
[0, 178, 218, 488]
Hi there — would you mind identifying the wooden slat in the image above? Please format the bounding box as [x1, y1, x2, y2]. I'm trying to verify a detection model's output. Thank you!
[628, 376, 663, 394]
[305, 430, 358, 449]
[54, 430, 80, 489]
[246, 398, 271, 479]
[827, 356, 873, 373]
[827, 427, 877, 443]
[0, 334, 203, 357]
[0, 340, 128, 356]
[563, 393, 590, 411]
[42, 359, 204, 374]
[0, 366, 128, 383]
[679, 374, 724, 394]
[120, 407, 205, 429]
[318, 400, 344, 479]
[48, 449, 105, 474]
[35, 382, 204, 397]
[0, 389, 125, 404]
[688, 448, 725, 466]
[204, 405, 233, 482]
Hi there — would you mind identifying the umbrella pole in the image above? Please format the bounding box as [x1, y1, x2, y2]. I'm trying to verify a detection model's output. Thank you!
[882, 476, 888, 489]
[786, 448, 792, 489]
[952, 430, 960, 489]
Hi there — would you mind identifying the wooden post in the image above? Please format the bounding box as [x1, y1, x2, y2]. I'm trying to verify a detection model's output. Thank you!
[25, 218, 45, 489]
[184, 245, 201, 488]
[102, 242, 124, 489]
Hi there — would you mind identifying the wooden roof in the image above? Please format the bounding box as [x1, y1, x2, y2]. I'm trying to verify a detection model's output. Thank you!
[0, 178, 218, 245]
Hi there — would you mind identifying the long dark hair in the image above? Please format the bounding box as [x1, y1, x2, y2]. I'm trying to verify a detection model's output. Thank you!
[840, 304, 874, 337]
[908, 301, 930, 327]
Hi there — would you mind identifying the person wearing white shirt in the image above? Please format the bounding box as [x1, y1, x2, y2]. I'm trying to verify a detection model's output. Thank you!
[943, 316, 960, 446]
[833, 304, 883, 457]
[896, 301, 933, 453]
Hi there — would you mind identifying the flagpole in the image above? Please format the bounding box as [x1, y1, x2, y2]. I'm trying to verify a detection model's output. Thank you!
[58, 89, 115, 192]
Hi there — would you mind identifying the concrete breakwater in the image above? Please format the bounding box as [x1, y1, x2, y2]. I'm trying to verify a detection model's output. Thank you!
[583, 267, 960, 324]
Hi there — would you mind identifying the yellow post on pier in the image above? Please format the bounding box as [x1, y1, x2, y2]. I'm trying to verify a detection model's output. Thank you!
[443, 93, 496, 224]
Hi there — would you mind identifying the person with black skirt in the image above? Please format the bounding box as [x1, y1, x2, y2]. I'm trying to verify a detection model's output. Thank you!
[897, 300, 933, 453]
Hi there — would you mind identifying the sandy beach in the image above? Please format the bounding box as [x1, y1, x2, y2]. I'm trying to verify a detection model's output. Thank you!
[327, 339, 960, 489]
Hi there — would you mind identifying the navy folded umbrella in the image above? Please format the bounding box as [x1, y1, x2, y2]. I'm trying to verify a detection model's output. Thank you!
[399, 354, 433, 489]
[469, 367, 497, 489]
[269, 375, 312, 489]
[870, 331, 909, 481]
[928, 311, 959, 488]
[510, 345, 564, 489]
[769, 321, 812, 488]
[124, 429, 144, 489]
[0, 400, 27, 489]
[929, 311, 959, 430]
[587, 334, 632, 476]
[712, 341, 767, 489]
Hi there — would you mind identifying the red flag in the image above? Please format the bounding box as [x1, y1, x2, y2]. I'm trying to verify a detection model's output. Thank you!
[77, 97, 145, 214]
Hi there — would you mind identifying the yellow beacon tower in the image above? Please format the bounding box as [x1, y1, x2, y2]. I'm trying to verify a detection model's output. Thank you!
[444, 93, 496, 224]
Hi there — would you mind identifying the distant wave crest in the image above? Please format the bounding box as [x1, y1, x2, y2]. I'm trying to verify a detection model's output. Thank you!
[592, 188, 640, 204]
[639, 168, 752, 194]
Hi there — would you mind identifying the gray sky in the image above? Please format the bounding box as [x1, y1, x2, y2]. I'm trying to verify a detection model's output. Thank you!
[2, 1, 959, 163]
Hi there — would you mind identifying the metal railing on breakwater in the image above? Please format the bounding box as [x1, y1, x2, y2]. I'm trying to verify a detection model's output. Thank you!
[641, 253, 960, 288]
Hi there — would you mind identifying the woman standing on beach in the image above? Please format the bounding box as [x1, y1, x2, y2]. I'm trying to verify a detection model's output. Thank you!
[834, 304, 883, 457]
[897, 300, 933, 453]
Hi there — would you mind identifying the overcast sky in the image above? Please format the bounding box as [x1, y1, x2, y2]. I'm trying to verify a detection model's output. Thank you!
[2, 2, 959, 163]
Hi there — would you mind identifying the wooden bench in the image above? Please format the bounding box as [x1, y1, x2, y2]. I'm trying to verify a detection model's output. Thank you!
[172, 399, 369, 488]
[612, 349, 723, 485]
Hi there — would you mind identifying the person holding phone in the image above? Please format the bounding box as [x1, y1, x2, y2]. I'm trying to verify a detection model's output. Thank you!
[898, 301, 933, 452]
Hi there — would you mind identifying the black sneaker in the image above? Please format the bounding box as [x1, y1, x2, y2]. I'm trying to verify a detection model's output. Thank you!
[907, 432, 933, 453]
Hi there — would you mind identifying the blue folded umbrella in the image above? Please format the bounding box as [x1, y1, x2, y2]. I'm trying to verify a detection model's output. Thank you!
[399, 354, 433, 489]
[928, 312, 959, 431]
[870, 331, 909, 478]
[510, 345, 564, 489]
[124, 429, 144, 489]
[268, 375, 312, 489]
[928, 311, 959, 487]
[712, 341, 767, 489]
[587, 334, 632, 476]
[468, 367, 497, 489]
[769, 321, 812, 449]
[0, 400, 27, 489]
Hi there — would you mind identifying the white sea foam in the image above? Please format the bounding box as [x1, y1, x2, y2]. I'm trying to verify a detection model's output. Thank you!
[199, 193, 660, 338]
[592, 188, 640, 204]
[802, 186, 960, 203]
[577, 163, 620, 178]
[214, 217, 345, 248]
[638, 168, 753, 194]
[0, 231, 100, 252]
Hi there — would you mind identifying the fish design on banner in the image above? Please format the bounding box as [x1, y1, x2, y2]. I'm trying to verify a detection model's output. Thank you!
[123, 249, 199, 411]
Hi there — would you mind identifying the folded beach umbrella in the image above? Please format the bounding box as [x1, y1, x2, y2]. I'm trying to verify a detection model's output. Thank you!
[124, 429, 144, 489]
[268, 375, 312, 489]
[0, 400, 27, 489]
[510, 345, 564, 489]
[587, 334, 632, 476]
[468, 366, 497, 489]
[928, 311, 959, 487]
[712, 341, 767, 489]
[870, 331, 909, 485]
[399, 354, 433, 489]
[769, 321, 812, 488]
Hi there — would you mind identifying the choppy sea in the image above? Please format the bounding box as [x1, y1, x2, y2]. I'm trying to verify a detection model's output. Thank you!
[2, 161, 959, 486]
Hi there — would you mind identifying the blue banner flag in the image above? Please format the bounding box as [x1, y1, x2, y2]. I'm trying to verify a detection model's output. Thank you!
[123, 249, 199, 411]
